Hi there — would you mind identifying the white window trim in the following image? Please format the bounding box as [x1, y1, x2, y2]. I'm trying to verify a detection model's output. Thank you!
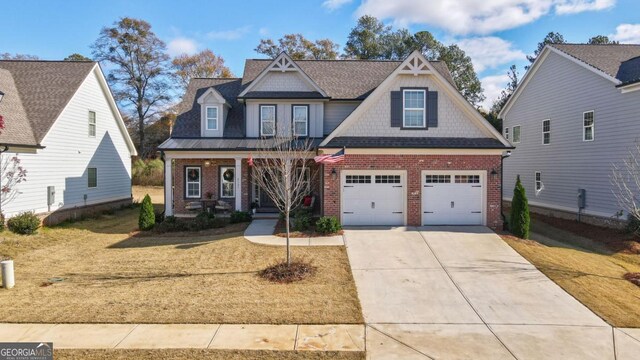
[88, 167, 98, 189]
[88, 110, 96, 138]
[205, 106, 219, 131]
[292, 105, 309, 137]
[220, 166, 235, 198]
[185, 166, 201, 199]
[512, 125, 521, 143]
[260, 105, 276, 137]
[535, 171, 542, 191]
[402, 89, 426, 128]
[504, 127, 509, 141]
[542, 119, 550, 145]
[583, 110, 595, 142]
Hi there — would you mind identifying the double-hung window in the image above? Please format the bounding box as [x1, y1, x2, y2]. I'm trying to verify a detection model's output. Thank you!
[513, 125, 521, 143]
[535, 171, 542, 192]
[206, 106, 218, 130]
[88, 111, 96, 137]
[504, 127, 509, 141]
[260, 105, 276, 136]
[220, 166, 235, 198]
[292, 105, 308, 137]
[185, 167, 201, 198]
[542, 119, 550, 145]
[403, 89, 426, 128]
[583, 111, 594, 141]
[88, 168, 97, 188]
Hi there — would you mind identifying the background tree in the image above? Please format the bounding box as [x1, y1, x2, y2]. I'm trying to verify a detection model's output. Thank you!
[526, 32, 566, 69]
[92, 17, 172, 158]
[588, 35, 619, 44]
[64, 53, 92, 61]
[343, 15, 390, 59]
[510, 175, 530, 239]
[611, 141, 640, 233]
[252, 134, 316, 266]
[255, 34, 339, 60]
[482, 65, 520, 131]
[0, 53, 39, 60]
[171, 50, 233, 90]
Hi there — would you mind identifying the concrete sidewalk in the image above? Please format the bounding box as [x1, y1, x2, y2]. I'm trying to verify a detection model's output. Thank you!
[244, 219, 344, 246]
[0, 323, 365, 351]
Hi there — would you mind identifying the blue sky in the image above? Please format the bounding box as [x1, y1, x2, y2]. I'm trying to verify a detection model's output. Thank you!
[2, 0, 639, 109]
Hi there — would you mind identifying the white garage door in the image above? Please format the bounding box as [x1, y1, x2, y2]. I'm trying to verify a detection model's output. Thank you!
[422, 173, 484, 225]
[342, 173, 405, 226]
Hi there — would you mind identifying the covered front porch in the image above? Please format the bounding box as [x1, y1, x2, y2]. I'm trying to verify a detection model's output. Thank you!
[162, 152, 323, 217]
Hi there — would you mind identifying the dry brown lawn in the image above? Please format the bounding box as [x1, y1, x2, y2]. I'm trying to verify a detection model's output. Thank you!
[132, 185, 164, 205]
[502, 219, 640, 328]
[55, 349, 365, 360]
[0, 204, 362, 324]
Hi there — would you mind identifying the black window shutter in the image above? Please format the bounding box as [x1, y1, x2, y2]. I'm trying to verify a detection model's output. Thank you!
[427, 91, 438, 128]
[390, 91, 402, 127]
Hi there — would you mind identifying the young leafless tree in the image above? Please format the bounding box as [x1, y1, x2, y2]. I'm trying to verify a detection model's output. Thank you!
[252, 134, 316, 265]
[611, 141, 640, 225]
[0, 152, 27, 214]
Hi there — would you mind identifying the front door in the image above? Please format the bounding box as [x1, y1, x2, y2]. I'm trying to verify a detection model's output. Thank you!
[256, 173, 276, 209]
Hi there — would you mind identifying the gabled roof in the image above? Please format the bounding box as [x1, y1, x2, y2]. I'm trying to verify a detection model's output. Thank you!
[0, 60, 96, 144]
[551, 43, 640, 83]
[0, 69, 37, 147]
[172, 78, 244, 138]
[500, 44, 640, 118]
[242, 58, 457, 100]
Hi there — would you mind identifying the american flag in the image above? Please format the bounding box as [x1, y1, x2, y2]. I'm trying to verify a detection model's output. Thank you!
[314, 148, 345, 164]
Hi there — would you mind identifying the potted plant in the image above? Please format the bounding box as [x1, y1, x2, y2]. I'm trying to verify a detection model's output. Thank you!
[251, 200, 259, 214]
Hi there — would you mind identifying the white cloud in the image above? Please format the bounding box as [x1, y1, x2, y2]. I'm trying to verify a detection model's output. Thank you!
[167, 37, 198, 57]
[609, 24, 640, 44]
[479, 74, 510, 111]
[322, 0, 353, 11]
[456, 37, 526, 73]
[207, 26, 252, 41]
[555, 0, 615, 14]
[356, 0, 615, 35]
[259, 27, 270, 36]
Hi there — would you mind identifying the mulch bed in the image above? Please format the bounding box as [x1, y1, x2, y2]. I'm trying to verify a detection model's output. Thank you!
[531, 213, 640, 254]
[259, 260, 317, 283]
[273, 219, 343, 238]
[623, 272, 640, 287]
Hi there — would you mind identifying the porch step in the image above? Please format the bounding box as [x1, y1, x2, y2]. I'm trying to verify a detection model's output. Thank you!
[253, 212, 280, 219]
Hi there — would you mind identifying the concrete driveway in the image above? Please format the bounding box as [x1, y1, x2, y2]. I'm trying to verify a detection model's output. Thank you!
[345, 226, 640, 359]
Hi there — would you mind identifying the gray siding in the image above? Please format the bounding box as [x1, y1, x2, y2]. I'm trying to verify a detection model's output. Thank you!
[245, 100, 324, 138]
[503, 51, 640, 218]
[324, 101, 360, 135]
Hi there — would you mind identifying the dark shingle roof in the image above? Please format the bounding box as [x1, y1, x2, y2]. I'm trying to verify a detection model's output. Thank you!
[324, 137, 511, 149]
[0, 60, 96, 144]
[159, 137, 324, 151]
[239, 91, 327, 99]
[0, 69, 37, 146]
[242, 59, 457, 100]
[550, 44, 640, 83]
[172, 78, 244, 138]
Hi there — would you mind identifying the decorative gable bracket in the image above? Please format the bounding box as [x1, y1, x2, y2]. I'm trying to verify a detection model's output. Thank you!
[271, 56, 297, 72]
[398, 55, 432, 77]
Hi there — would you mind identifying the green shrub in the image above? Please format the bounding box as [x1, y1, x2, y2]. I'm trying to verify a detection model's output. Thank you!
[292, 209, 312, 231]
[316, 216, 342, 235]
[138, 194, 155, 230]
[0, 213, 5, 232]
[7, 212, 40, 235]
[190, 211, 225, 231]
[154, 209, 165, 224]
[509, 175, 530, 239]
[625, 214, 640, 235]
[230, 211, 252, 224]
[154, 216, 188, 233]
[132, 158, 164, 186]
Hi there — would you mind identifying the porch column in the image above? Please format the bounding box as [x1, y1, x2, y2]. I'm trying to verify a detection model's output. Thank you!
[164, 155, 173, 216]
[235, 157, 242, 211]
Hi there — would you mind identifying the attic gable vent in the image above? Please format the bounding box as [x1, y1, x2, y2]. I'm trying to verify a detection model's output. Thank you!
[271, 56, 296, 72]
[399, 55, 431, 76]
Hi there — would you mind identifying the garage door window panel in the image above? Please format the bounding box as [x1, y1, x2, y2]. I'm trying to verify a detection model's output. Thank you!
[345, 175, 371, 184]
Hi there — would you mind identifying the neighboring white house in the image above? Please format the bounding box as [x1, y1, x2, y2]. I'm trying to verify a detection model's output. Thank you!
[0, 60, 137, 224]
[500, 44, 640, 226]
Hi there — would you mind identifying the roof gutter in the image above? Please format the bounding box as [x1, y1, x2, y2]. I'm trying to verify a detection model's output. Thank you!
[0, 142, 45, 149]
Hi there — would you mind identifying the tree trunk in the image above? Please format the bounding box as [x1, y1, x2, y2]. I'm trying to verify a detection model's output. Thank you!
[285, 209, 291, 266]
[138, 103, 145, 157]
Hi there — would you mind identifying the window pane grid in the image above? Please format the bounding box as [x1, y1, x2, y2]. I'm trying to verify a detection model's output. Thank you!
[425, 175, 450, 183]
[206, 107, 218, 130]
[535, 172, 542, 191]
[403, 90, 425, 127]
[375, 175, 401, 184]
[513, 126, 521, 143]
[261, 106, 276, 136]
[542, 120, 550, 145]
[346, 175, 371, 184]
[88, 111, 96, 137]
[186, 167, 201, 198]
[583, 112, 594, 141]
[221, 167, 235, 198]
[455, 175, 480, 184]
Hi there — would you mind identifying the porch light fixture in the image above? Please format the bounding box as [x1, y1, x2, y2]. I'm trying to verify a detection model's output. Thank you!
[490, 168, 498, 178]
[331, 168, 337, 181]
[204, 160, 211, 167]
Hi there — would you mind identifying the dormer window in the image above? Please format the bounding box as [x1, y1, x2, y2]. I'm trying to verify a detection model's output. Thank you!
[260, 105, 276, 137]
[292, 105, 308, 137]
[403, 89, 426, 128]
[206, 106, 218, 131]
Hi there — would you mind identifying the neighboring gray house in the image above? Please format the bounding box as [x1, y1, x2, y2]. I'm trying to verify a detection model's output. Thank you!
[500, 44, 640, 225]
[0, 60, 137, 224]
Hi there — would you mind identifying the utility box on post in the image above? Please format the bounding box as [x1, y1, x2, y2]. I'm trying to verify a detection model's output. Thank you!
[578, 188, 586, 209]
[47, 186, 55, 208]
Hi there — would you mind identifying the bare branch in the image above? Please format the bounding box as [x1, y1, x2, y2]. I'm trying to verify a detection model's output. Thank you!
[611, 141, 640, 224]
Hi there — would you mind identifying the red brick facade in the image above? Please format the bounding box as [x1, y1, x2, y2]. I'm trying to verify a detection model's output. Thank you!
[321, 154, 503, 229]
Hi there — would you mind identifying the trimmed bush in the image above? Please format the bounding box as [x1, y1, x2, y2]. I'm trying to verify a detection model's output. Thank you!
[230, 211, 252, 224]
[291, 209, 312, 231]
[154, 216, 188, 233]
[7, 212, 40, 235]
[509, 175, 530, 239]
[138, 194, 156, 230]
[316, 216, 342, 235]
[190, 211, 225, 231]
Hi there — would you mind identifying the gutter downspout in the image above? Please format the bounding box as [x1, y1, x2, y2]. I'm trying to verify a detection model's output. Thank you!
[501, 150, 512, 230]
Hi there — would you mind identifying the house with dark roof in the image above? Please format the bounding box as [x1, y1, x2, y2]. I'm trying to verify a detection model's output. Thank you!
[499, 43, 640, 225]
[159, 51, 511, 228]
[0, 60, 137, 223]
